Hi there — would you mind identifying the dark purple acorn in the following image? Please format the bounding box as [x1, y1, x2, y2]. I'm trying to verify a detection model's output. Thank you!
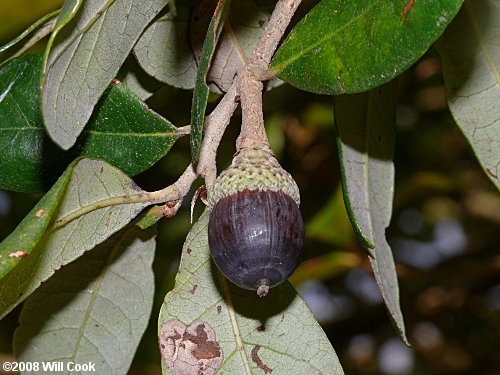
[208, 147, 304, 296]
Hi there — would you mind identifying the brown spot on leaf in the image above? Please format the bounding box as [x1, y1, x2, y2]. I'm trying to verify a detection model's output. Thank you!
[486, 168, 498, 179]
[9, 251, 28, 258]
[159, 319, 223, 375]
[187, 248, 193, 254]
[256, 325, 265, 332]
[258, 20, 265, 27]
[251, 345, 272, 374]
[184, 325, 221, 360]
[189, 285, 198, 295]
[217, 306, 222, 314]
[35, 209, 45, 217]
[111, 78, 121, 85]
[280, 314, 285, 322]
[402, 0, 415, 21]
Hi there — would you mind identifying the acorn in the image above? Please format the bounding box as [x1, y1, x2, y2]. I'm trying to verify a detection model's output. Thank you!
[208, 146, 304, 296]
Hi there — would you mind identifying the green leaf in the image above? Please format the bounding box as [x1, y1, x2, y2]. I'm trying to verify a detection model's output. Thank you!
[134, 4, 199, 90]
[135, 205, 165, 230]
[14, 226, 156, 375]
[190, 0, 231, 161]
[158, 210, 344, 375]
[0, 160, 77, 279]
[1, 18, 57, 65]
[0, 9, 60, 55]
[335, 81, 409, 345]
[40, 0, 83, 77]
[435, 0, 500, 190]
[79, 81, 180, 178]
[41, 0, 168, 150]
[271, 0, 464, 95]
[0, 158, 152, 319]
[117, 55, 163, 101]
[0, 55, 181, 193]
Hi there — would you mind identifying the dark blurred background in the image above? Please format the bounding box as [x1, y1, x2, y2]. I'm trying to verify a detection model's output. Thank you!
[1, 1, 499, 374]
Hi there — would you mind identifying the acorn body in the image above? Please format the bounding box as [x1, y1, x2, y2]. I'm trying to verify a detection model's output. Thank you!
[208, 147, 304, 294]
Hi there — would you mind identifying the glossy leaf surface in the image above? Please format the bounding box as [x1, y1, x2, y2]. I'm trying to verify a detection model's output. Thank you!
[0, 55, 180, 193]
[158, 210, 344, 375]
[271, 0, 464, 95]
[335, 82, 409, 345]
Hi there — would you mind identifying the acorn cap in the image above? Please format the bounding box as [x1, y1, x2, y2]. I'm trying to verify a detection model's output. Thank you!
[208, 147, 300, 209]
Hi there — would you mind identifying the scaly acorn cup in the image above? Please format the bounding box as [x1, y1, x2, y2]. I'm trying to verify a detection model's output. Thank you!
[208, 146, 304, 297]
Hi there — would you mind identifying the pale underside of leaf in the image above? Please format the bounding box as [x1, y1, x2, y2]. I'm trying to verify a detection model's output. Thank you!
[117, 55, 162, 101]
[436, 0, 500, 190]
[335, 81, 409, 345]
[190, 0, 269, 92]
[14, 226, 156, 375]
[133, 8, 198, 90]
[42, 0, 168, 150]
[134, 0, 269, 93]
[158, 211, 344, 375]
[0, 158, 150, 319]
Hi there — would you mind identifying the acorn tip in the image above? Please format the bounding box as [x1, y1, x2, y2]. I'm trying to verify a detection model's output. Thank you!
[256, 284, 269, 297]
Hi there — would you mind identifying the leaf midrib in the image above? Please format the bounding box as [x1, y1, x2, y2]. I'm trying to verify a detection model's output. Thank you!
[224, 21, 247, 64]
[0, 127, 180, 138]
[364, 93, 375, 243]
[68, 229, 127, 371]
[220, 275, 252, 374]
[465, 0, 500, 85]
[271, 0, 381, 73]
[48, 0, 116, 67]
